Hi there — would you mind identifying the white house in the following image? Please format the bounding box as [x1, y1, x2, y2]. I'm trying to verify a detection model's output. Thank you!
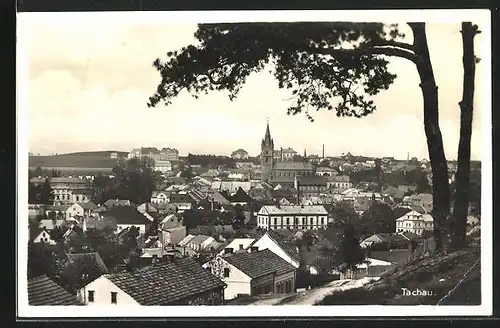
[395, 210, 434, 236]
[251, 232, 300, 269]
[205, 249, 296, 300]
[103, 207, 150, 235]
[257, 205, 329, 230]
[77, 258, 226, 306]
[66, 203, 85, 220]
[154, 160, 172, 173]
[32, 229, 56, 245]
[150, 191, 169, 204]
[178, 234, 216, 252]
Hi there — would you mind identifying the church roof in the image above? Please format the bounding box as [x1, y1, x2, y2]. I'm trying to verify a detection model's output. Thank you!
[273, 162, 313, 170]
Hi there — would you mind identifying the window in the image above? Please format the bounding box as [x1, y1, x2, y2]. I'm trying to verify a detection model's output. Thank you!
[286, 218, 290, 225]
[274, 218, 277, 226]
[223, 268, 230, 278]
[88, 290, 95, 302]
[321, 217, 325, 225]
[239, 244, 244, 250]
[110, 292, 117, 304]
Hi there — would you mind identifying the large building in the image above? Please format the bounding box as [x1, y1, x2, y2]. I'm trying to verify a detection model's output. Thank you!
[257, 205, 330, 230]
[260, 121, 314, 185]
[231, 149, 249, 160]
[30, 176, 91, 204]
[128, 147, 179, 161]
[395, 210, 434, 236]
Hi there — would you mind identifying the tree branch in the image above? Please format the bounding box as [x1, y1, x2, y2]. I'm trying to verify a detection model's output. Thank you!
[312, 45, 418, 64]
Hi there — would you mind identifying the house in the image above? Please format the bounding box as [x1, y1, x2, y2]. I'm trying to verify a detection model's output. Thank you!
[206, 249, 296, 300]
[44, 204, 70, 219]
[231, 149, 249, 160]
[326, 175, 352, 189]
[228, 187, 254, 206]
[178, 234, 217, 253]
[38, 218, 65, 231]
[103, 206, 150, 235]
[45, 177, 92, 204]
[211, 181, 252, 193]
[171, 202, 192, 214]
[257, 205, 329, 230]
[31, 228, 56, 245]
[28, 204, 45, 219]
[78, 258, 225, 305]
[28, 275, 82, 305]
[137, 203, 158, 214]
[59, 252, 109, 292]
[251, 231, 303, 271]
[340, 257, 395, 280]
[103, 199, 135, 209]
[315, 166, 337, 177]
[150, 191, 169, 204]
[110, 152, 118, 159]
[395, 210, 434, 235]
[296, 175, 328, 198]
[154, 160, 172, 173]
[360, 233, 410, 250]
[219, 238, 256, 254]
[66, 203, 85, 220]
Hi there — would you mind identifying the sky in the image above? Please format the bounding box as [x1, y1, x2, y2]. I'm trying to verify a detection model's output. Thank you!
[19, 12, 488, 160]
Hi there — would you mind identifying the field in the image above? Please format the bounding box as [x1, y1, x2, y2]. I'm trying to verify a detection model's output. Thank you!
[29, 151, 126, 169]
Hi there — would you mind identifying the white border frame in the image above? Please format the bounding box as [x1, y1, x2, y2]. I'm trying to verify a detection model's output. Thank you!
[16, 9, 492, 318]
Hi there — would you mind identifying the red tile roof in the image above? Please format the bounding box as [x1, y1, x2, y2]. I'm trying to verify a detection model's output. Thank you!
[105, 258, 226, 305]
[28, 275, 82, 305]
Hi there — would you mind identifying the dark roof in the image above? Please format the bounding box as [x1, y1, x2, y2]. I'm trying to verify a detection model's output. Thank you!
[267, 230, 301, 263]
[298, 175, 327, 186]
[63, 252, 109, 290]
[222, 249, 296, 278]
[372, 233, 409, 244]
[103, 199, 135, 208]
[80, 202, 97, 210]
[104, 206, 149, 225]
[28, 275, 81, 305]
[229, 187, 254, 203]
[106, 258, 226, 305]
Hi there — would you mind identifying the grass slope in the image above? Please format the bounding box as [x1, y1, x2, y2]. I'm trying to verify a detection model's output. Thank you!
[319, 246, 481, 305]
[29, 151, 127, 168]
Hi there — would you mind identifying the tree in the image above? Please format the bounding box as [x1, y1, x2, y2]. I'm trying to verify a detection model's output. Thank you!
[90, 158, 161, 205]
[147, 23, 454, 251]
[40, 178, 54, 205]
[339, 223, 365, 278]
[360, 202, 395, 235]
[33, 166, 44, 177]
[180, 166, 195, 182]
[449, 23, 481, 250]
[51, 168, 62, 177]
[319, 159, 331, 167]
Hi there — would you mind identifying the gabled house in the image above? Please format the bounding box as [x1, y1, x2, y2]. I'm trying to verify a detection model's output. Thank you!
[78, 258, 226, 305]
[178, 234, 217, 253]
[103, 206, 151, 235]
[137, 203, 158, 214]
[31, 228, 56, 245]
[38, 218, 65, 231]
[251, 230, 303, 271]
[395, 210, 434, 236]
[150, 191, 169, 204]
[206, 249, 296, 300]
[66, 203, 85, 220]
[228, 187, 254, 206]
[59, 252, 109, 292]
[103, 199, 135, 209]
[28, 275, 82, 306]
[360, 233, 410, 250]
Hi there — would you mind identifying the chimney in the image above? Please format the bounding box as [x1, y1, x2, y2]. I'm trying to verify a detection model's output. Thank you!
[250, 246, 259, 253]
[224, 247, 234, 254]
[322, 145, 325, 159]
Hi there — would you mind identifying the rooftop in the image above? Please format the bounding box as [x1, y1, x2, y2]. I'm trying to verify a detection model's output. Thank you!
[105, 258, 226, 305]
[222, 249, 296, 278]
[28, 275, 82, 306]
[259, 205, 328, 215]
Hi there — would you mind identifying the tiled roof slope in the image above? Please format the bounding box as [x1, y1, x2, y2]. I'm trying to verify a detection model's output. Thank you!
[266, 230, 301, 263]
[28, 275, 81, 305]
[223, 249, 296, 278]
[106, 258, 226, 305]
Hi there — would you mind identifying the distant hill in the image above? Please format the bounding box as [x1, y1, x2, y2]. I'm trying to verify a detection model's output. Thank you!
[29, 150, 128, 169]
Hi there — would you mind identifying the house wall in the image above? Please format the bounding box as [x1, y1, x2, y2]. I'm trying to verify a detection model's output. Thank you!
[33, 231, 56, 245]
[257, 214, 329, 230]
[173, 287, 225, 305]
[250, 273, 275, 295]
[116, 224, 146, 235]
[274, 270, 296, 293]
[66, 204, 84, 220]
[78, 277, 140, 306]
[252, 234, 300, 268]
[162, 226, 187, 245]
[208, 259, 251, 300]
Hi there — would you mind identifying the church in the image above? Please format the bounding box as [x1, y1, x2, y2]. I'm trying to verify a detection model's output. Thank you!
[260, 121, 314, 186]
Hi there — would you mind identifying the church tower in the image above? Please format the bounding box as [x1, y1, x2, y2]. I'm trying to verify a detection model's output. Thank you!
[260, 119, 274, 182]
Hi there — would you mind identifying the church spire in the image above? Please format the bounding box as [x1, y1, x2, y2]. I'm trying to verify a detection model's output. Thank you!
[265, 117, 271, 141]
[304, 148, 307, 158]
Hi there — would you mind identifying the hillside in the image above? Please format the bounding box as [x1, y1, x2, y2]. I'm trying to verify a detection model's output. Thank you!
[318, 246, 481, 305]
[29, 151, 127, 169]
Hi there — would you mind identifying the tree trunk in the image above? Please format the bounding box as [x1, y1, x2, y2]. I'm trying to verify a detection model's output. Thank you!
[409, 23, 451, 253]
[450, 22, 479, 250]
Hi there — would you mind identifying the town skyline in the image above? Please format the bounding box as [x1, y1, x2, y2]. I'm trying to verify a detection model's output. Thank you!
[22, 17, 486, 161]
